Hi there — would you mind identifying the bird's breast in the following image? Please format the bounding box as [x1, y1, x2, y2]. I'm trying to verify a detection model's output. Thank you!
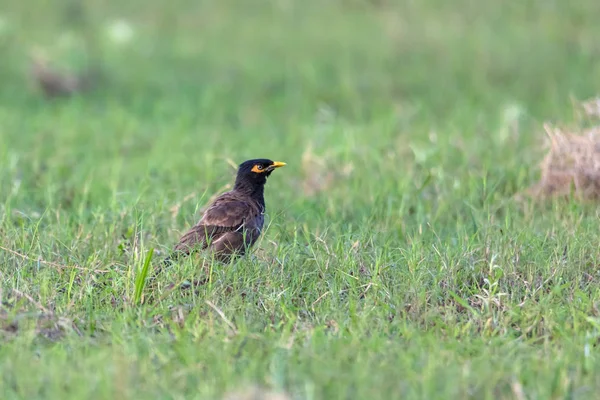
[254, 214, 265, 233]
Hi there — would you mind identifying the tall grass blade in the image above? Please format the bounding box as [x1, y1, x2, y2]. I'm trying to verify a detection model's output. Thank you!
[134, 247, 154, 305]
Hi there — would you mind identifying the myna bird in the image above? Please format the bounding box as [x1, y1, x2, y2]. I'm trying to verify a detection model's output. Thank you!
[163, 158, 286, 266]
[29, 49, 99, 98]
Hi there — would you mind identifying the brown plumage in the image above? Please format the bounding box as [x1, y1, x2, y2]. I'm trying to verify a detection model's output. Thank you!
[163, 158, 286, 266]
[29, 51, 97, 98]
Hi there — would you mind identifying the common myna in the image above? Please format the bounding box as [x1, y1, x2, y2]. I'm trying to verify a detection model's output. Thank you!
[163, 158, 286, 265]
[29, 50, 97, 98]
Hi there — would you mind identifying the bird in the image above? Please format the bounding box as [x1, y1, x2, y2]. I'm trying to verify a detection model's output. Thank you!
[162, 158, 286, 267]
[29, 49, 100, 99]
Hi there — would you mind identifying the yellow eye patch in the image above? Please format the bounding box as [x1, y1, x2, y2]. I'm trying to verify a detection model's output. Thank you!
[250, 161, 286, 173]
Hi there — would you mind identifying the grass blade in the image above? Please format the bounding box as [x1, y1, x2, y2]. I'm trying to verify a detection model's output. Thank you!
[134, 247, 154, 305]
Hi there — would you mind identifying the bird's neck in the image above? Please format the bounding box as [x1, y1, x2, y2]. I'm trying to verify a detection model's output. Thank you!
[233, 181, 266, 206]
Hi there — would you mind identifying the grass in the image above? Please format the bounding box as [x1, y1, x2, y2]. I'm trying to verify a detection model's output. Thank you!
[1, 0, 600, 398]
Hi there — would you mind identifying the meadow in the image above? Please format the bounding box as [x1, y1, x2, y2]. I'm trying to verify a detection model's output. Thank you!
[1, 0, 600, 398]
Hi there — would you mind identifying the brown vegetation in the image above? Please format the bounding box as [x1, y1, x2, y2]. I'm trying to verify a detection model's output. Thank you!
[527, 98, 600, 201]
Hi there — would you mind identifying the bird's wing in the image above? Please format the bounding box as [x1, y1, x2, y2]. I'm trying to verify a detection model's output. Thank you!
[173, 194, 258, 254]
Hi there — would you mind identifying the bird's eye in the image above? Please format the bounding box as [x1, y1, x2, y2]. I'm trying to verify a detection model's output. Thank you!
[251, 164, 266, 173]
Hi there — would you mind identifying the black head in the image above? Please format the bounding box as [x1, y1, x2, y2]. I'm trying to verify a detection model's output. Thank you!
[234, 158, 286, 191]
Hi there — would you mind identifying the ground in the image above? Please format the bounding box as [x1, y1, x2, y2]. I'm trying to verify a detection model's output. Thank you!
[1, 0, 600, 399]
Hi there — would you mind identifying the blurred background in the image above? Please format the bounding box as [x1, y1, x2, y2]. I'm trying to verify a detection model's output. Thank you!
[1, 0, 599, 229]
[1, 0, 598, 112]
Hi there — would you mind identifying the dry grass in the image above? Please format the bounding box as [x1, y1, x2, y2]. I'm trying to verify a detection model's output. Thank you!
[527, 99, 600, 201]
[299, 144, 353, 197]
[582, 97, 600, 119]
[222, 386, 291, 400]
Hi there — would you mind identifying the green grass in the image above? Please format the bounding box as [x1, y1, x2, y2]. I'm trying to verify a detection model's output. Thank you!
[1, 0, 600, 398]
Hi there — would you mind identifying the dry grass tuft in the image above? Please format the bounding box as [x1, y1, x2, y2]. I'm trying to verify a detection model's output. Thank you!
[582, 97, 600, 119]
[299, 143, 353, 197]
[222, 386, 291, 400]
[527, 122, 600, 201]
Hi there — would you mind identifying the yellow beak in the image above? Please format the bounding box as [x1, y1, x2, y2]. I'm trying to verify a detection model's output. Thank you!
[271, 161, 287, 168]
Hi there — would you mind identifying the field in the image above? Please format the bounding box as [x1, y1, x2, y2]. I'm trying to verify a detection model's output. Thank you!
[1, 0, 600, 398]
